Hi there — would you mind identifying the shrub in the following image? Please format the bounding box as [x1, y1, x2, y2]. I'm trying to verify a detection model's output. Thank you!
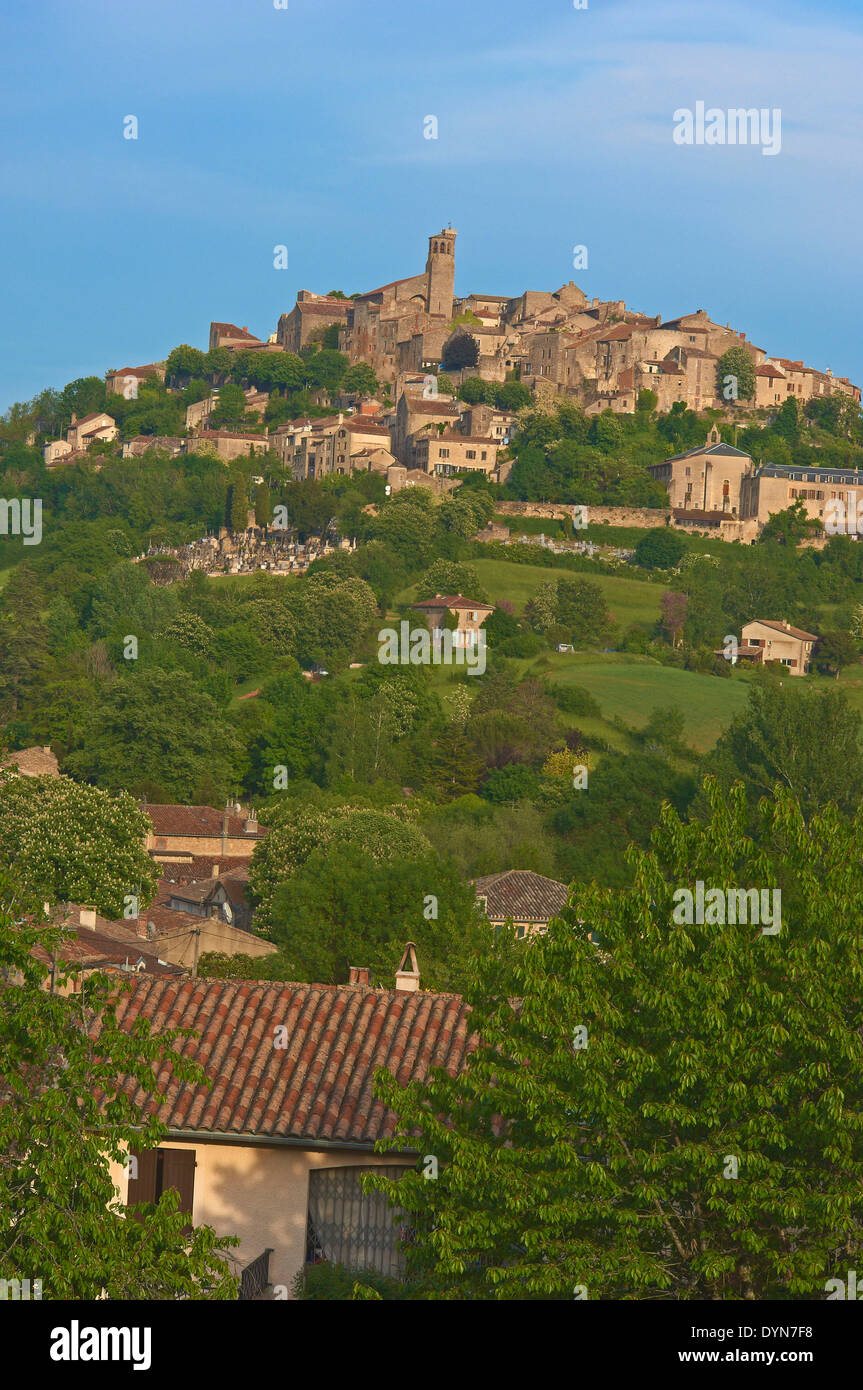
[547, 683, 601, 718]
[291, 1262, 409, 1300]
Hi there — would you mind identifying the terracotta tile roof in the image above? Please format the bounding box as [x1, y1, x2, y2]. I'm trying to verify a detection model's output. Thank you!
[757, 363, 786, 377]
[34, 932, 183, 978]
[2, 746, 59, 777]
[596, 325, 633, 341]
[745, 619, 819, 642]
[412, 593, 494, 612]
[211, 323, 260, 340]
[406, 400, 464, 415]
[472, 869, 569, 923]
[109, 364, 160, 378]
[672, 509, 727, 524]
[74, 412, 114, 427]
[143, 805, 267, 840]
[343, 420, 389, 434]
[38, 910, 185, 978]
[104, 977, 473, 1145]
[353, 274, 424, 301]
[297, 301, 350, 316]
[155, 856, 252, 883]
[194, 430, 268, 442]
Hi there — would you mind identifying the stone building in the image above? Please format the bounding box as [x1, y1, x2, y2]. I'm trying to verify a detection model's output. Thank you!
[336, 228, 458, 384]
[412, 431, 501, 478]
[472, 869, 570, 940]
[649, 425, 753, 513]
[740, 461, 863, 530]
[276, 292, 351, 354]
[739, 619, 819, 676]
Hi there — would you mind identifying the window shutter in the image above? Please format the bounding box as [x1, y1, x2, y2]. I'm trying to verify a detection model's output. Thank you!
[126, 1149, 157, 1222]
[160, 1149, 196, 1231]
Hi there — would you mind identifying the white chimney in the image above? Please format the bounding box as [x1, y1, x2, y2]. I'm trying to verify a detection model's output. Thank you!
[395, 942, 420, 993]
[79, 907, 97, 930]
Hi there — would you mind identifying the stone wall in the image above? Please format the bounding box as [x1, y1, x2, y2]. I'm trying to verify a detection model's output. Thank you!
[495, 501, 671, 528]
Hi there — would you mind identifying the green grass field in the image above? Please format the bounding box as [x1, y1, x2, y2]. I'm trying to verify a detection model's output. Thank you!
[536, 653, 756, 751]
[470, 558, 663, 631]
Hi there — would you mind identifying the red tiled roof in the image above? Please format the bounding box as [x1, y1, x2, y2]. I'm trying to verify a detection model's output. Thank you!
[353, 274, 424, 301]
[413, 593, 494, 612]
[155, 855, 252, 884]
[472, 869, 569, 923]
[406, 400, 463, 415]
[744, 619, 819, 642]
[105, 977, 473, 1145]
[144, 805, 266, 840]
[194, 430, 268, 442]
[108, 364, 160, 378]
[297, 301, 350, 316]
[74, 412, 113, 427]
[211, 323, 260, 340]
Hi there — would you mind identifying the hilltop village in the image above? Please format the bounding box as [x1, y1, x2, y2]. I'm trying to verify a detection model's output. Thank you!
[32, 226, 863, 553]
[3, 227, 863, 1304]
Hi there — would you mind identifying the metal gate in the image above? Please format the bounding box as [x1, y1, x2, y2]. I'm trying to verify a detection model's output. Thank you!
[305, 1165, 407, 1277]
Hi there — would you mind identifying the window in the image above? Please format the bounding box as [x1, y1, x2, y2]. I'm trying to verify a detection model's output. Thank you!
[466, 449, 476, 460]
[306, 1166, 407, 1278]
[127, 1148, 196, 1233]
[438, 448, 449, 459]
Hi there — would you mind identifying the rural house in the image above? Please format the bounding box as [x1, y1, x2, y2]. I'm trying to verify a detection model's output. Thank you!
[472, 868, 570, 938]
[108, 950, 473, 1297]
[739, 619, 819, 675]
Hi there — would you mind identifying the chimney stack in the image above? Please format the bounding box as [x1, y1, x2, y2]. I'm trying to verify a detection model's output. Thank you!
[243, 812, 257, 835]
[137, 917, 149, 939]
[79, 907, 97, 930]
[395, 942, 420, 993]
[349, 966, 370, 987]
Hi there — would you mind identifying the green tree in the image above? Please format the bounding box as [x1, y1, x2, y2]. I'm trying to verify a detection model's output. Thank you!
[716, 347, 756, 404]
[229, 473, 250, 533]
[255, 479, 272, 528]
[269, 842, 490, 991]
[706, 679, 863, 820]
[758, 500, 821, 547]
[634, 528, 686, 570]
[372, 779, 863, 1299]
[555, 577, 612, 643]
[212, 383, 248, 429]
[442, 334, 480, 372]
[61, 376, 107, 420]
[774, 397, 803, 443]
[63, 669, 245, 803]
[342, 364, 379, 397]
[304, 349, 348, 394]
[0, 887, 238, 1298]
[165, 344, 206, 386]
[495, 381, 532, 411]
[0, 774, 160, 917]
[636, 388, 658, 413]
[458, 377, 489, 405]
[813, 630, 859, 680]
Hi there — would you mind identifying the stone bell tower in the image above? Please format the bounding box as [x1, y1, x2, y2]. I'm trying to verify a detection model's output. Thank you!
[425, 227, 457, 318]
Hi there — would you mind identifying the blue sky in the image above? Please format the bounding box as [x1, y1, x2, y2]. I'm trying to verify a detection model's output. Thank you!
[2, 0, 863, 410]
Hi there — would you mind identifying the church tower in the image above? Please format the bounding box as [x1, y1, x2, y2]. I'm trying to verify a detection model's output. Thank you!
[425, 227, 457, 318]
